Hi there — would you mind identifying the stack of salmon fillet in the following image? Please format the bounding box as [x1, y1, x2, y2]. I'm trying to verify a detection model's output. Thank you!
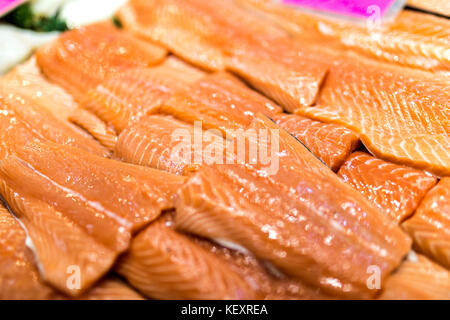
[0, 0, 449, 300]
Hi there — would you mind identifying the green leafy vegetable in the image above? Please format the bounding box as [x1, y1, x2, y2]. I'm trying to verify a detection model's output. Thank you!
[3, 3, 68, 32]
[112, 16, 123, 28]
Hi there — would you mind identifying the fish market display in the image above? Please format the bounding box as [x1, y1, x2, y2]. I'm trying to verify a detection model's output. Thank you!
[36, 22, 170, 132]
[0, 141, 184, 295]
[198, 238, 334, 300]
[115, 115, 234, 175]
[273, 113, 360, 171]
[0, 203, 145, 300]
[403, 178, 450, 269]
[77, 278, 145, 301]
[379, 253, 450, 300]
[0, 0, 448, 302]
[118, 213, 335, 300]
[175, 116, 411, 298]
[1, 58, 118, 150]
[338, 152, 438, 223]
[0, 203, 60, 300]
[161, 72, 282, 134]
[238, 0, 450, 72]
[116, 213, 258, 300]
[0, 82, 109, 159]
[117, 0, 329, 111]
[296, 57, 450, 177]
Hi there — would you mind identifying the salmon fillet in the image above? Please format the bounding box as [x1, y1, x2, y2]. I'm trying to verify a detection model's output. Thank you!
[161, 72, 282, 134]
[273, 113, 360, 171]
[36, 22, 167, 98]
[0, 204, 61, 300]
[296, 57, 450, 177]
[80, 56, 205, 133]
[118, 0, 329, 111]
[115, 115, 235, 175]
[3, 58, 79, 121]
[174, 115, 411, 298]
[197, 238, 335, 300]
[0, 141, 185, 295]
[0, 87, 109, 159]
[408, 0, 450, 16]
[1, 204, 144, 300]
[338, 152, 438, 223]
[2, 58, 117, 151]
[35, 22, 177, 133]
[77, 278, 145, 300]
[379, 253, 450, 300]
[402, 178, 450, 269]
[116, 214, 258, 300]
[238, 0, 450, 72]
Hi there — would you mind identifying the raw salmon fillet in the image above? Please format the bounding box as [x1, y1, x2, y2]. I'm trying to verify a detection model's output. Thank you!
[379, 253, 450, 300]
[0, 204, 61, 300]
[175, 115, 411, 298]
[238, 0, 450, 72]
[79, 56, 205, 133]
[35, 22, 177, 133]
[36, 22, 167, 98]
[403, 178, 450, 269]
[1, 202, 146, 300]
[161, 72, 282, 134]
[2, 58, 117, 150]
[273, 113, 359, 171]
[115, 115, 235, 175]
[296, 57, 450, 176]
[0, 86, 109, 159]
[116, 214, 258, 300]
[408, 0, 450, 16]
[338, 152, 438, 223]
[0, 141, 185, 295]
[118, 0, 329, 111]
[198, 239, 335, 300]
[77, 278, 145, 300]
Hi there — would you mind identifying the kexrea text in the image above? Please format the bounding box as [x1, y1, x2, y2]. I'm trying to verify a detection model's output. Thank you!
[181, 304, 268, 317]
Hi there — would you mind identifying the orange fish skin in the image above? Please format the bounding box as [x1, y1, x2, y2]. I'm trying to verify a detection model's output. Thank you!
[69, 108, 117, 151]
[118, 0, 329, 111]
[116, 214, 259, 300]
[0, 87, 110, 159]
[2, 58, 117, 152]
[175, 115, 411, 298]
[36, 22, 167, 97]
[379, 253, 450, 300]
[79, 57, 205, 133]
[117, 0, 228, 71]
[1, 203, 143, 300]
[226, 42, 329, 112]
[197, 238, 336, 300]
[238, 0, 450, 72]
[77, 278, 145, 300]
[402, 178, 450, 269]
[273, 113, 359, 171]
[115, 115, 235, 175]
[2, 57, 78, 122]
[175, 163, 411, 299]
[161, 72, 282, 134]
[0, 204, 63, 300]
[0, 141, 185, 295]
[0, 181, 117, 297]
[338, 152, 438, 223]
[296, 57, 450, 177]
[35, 22, 171, 133]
